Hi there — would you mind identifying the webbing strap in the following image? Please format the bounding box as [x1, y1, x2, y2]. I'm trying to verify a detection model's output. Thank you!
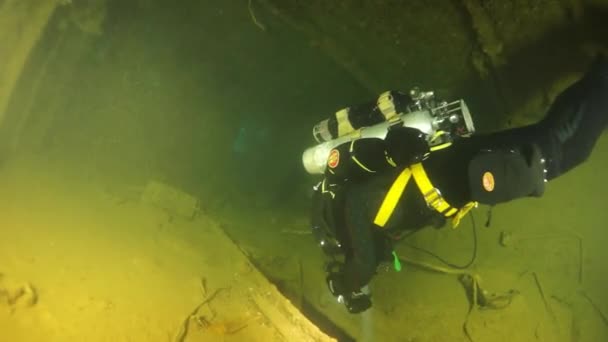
[409, 163, 452, 214]
[373, 163, 477, 229]
[373, 168, 412, 227]
[335, 108, 354, 137]
[451, 201, 478, 228]
[377, 91, 397, 121]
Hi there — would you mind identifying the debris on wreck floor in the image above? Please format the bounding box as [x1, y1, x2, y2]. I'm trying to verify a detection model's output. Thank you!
[0, 156, 336, 342]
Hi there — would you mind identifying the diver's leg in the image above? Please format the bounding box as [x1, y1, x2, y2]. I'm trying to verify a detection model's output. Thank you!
[339, 178, 388, 292]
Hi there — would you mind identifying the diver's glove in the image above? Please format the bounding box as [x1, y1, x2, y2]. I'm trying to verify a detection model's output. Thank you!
[326, 272, 372, 314]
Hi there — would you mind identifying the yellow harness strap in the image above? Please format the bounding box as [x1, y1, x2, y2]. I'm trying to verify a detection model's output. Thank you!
[451, 201, 478, 227]
[373, 163, 478, 229]
[429, 131, 452, 152]
[409, 163, 455, 215]
[373, 168, 412, 227]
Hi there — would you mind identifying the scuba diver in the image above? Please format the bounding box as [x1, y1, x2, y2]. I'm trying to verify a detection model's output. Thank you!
[304, 55, 608, 314]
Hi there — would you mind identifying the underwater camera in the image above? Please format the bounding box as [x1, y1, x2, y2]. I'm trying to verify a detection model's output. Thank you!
[302, 88, 476, 174]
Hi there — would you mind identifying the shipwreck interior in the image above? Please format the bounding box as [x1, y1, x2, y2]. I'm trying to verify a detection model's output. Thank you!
[1, 0, 608, 341]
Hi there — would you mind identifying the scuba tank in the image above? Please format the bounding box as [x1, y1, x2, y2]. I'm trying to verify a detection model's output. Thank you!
[302, 88, 476, 174]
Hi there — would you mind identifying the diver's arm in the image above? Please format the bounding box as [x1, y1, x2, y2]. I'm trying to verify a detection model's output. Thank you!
[535, 54, 608, 179]
[462, 55, 608, 206]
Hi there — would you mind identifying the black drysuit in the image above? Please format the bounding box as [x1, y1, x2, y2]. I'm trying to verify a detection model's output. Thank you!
[332, 56, 608, 294]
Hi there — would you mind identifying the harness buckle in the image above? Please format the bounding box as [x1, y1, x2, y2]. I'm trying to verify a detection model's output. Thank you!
[423, 188, 443, 208]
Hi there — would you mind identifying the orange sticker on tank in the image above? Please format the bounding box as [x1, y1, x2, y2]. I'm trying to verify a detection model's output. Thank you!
[328, 149, 340, 168]
[482, 171, 495, 192]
